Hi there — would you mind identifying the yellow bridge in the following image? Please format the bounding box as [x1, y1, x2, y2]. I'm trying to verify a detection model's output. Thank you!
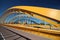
[0, 6, 60, 40]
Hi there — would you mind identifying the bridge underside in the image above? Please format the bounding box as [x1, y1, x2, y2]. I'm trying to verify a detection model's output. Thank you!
[0, 6, 60, 40]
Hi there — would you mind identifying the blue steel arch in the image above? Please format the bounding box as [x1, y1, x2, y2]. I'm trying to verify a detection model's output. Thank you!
[7, 14, 40, 24]
[13, 18, 39, 24]
[8, 14, 50, 25]
[5, 12, 31, 23]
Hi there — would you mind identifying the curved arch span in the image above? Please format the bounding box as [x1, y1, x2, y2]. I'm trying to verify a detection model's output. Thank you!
[0, 6, 60, 27]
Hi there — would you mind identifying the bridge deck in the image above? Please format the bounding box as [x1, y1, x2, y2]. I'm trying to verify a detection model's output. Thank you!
[0, 26, 30, 40]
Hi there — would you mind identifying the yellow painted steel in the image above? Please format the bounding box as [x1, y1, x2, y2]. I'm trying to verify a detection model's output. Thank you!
[7, 6, 60, 27]
[10, 6, 60, 21]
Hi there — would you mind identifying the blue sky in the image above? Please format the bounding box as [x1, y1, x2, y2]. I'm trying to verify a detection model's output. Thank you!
[0, 0, 60, 16]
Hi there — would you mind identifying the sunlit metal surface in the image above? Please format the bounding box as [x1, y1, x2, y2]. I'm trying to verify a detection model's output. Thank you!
[0, 6, 60, 40]
[10, 6, 60, 21]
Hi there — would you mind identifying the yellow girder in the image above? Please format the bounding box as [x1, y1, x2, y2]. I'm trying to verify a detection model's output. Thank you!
[7, 6, 60, 27]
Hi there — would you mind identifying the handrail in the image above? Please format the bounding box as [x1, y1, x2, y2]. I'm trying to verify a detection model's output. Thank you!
[1, 24, 60, 40]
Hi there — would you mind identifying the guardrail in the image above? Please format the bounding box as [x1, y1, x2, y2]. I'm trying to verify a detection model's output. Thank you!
[1, 24, 60, 40]
[3, 24, 60, 35]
